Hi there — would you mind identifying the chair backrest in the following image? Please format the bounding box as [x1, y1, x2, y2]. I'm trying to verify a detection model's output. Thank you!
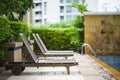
[36, 34, 48, 52]
[19, 33, 38, 62]
[32, 33, 46, 54]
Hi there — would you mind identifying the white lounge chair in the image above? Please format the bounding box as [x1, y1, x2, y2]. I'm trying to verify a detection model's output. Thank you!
[36, 33, 74, 53]
[19, 33, 78, 74]
[33, 33, 74, 59]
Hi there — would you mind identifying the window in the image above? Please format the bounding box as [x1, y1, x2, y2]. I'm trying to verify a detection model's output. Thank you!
[35, 3, 40, 6]
[60, 6, 64, 13]
[66, 5, 72, 13]
[66, 0, 71, 3]
[60, 16, 64, 21]
[35, 3, 42, 7]
[35, 11, 42, 17]
[35, 3, 42, 9]
[74, 0, 79, 3]
[66, 15, 72, 20]
[44, 19, 47, 24]
[44, 2, 47, 15]
[66, 15, 78, 20]
[66, 0, 79, 3]
[60, 0, 64, 3]
[35, 19, 42, 23]
[35, 11, 42, 15]
[72, 7, 79, 13]
[66, 5, 79, 13]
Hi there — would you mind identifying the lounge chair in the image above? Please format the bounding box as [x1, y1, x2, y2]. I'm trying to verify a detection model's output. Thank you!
[32, 33, 74, 59]
[35, 33, 74, 53]
[19, 33, 78, 74]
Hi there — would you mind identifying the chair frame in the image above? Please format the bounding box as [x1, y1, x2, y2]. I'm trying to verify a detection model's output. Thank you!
[7, 33, 78, 75]
[35, 33, 74, 53]
[33, 33, 74, 59]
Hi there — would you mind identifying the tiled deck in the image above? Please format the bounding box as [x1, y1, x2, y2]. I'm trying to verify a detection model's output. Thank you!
[0, 53, 106, 80]
[74, 53, 105, 80]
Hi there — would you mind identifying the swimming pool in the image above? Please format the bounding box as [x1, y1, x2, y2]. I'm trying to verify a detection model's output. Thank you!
[98, 56, 120, 72]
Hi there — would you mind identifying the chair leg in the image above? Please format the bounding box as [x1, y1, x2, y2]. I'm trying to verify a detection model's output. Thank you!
[66, 66, 70, 74]
[65, 56, 68, 59]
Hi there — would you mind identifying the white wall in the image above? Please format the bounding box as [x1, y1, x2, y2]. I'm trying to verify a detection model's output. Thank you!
[99, 0, 120, 12]
[85, 0, 99, 11]
[47, 0, 60, 24]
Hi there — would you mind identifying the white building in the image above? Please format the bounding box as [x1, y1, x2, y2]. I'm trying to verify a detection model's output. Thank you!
[32, 0, 99, 27]
[30, 0, 120, 27]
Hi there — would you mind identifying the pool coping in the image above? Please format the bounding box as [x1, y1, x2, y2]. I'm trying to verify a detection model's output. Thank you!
[87, 54, 120, 80]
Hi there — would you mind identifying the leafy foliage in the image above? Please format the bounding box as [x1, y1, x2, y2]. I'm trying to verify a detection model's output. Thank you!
[0, 16, 31, 65]
[0, 0, 34, 21]
[0, 16, 12, 42]
[74, 16, 84, 28]
[32, 27, 81, 51]
[71, 2, 88, 43]
[10, 21, 30, 42]
[49, 20, 75, 28]
[0, 16, 30, 42]
[73, 16, 84, 43]
[0, 47, 7, 65]
[71, 2, 88, 13]
[108, 19, 115, 26]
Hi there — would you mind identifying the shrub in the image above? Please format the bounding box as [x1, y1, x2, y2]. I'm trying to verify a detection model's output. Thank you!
[0, 47, 7, 66]
[0, 16, 12, 43]
[49, 20, 75, 28]
[32, 27, 81, 51]
[74, 16, 84, 43]
[10, 21, 30, 42]
[0, 16, 30, 42]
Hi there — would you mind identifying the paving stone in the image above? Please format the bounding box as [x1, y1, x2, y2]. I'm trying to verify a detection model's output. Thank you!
[0, 53, 106, 80]
[83, 75, 104, 80]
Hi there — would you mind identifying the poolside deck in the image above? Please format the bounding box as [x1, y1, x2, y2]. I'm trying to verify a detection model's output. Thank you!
[0, 53, 106, 80]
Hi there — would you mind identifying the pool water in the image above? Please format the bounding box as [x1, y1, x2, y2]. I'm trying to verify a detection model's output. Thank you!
[98, 56, 120, 72]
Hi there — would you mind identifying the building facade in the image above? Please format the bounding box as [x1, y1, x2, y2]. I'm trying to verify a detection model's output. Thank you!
[32, 0, 80, 27]
[24, 0, 120, 27]
[32, 0, 99, 27]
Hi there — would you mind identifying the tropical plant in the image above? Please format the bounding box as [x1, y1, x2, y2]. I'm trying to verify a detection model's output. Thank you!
[74, 16, 84, 43]
[71, 2, 88, 14]
[71, 1, 88, 43]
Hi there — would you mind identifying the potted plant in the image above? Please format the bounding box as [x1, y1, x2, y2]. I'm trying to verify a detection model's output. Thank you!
[0, 16, 31, 62]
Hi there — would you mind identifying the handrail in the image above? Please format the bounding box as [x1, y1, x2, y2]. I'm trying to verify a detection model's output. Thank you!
[81, 43, 97, 56]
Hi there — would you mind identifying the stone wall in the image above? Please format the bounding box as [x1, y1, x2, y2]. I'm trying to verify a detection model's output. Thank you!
[84, 12, 120, 55]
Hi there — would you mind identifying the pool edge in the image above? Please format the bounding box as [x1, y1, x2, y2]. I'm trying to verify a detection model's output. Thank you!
[87, 54, 120, 79]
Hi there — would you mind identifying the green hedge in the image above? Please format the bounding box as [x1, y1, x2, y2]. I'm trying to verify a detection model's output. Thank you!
[10, 21, 30, 42]
[0, 16, 12, 42]
[0, 16, 30, 43]
[32, 27, 81, 51]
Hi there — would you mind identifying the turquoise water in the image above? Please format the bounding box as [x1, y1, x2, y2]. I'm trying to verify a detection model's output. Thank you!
[98, 56, 120, 72]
